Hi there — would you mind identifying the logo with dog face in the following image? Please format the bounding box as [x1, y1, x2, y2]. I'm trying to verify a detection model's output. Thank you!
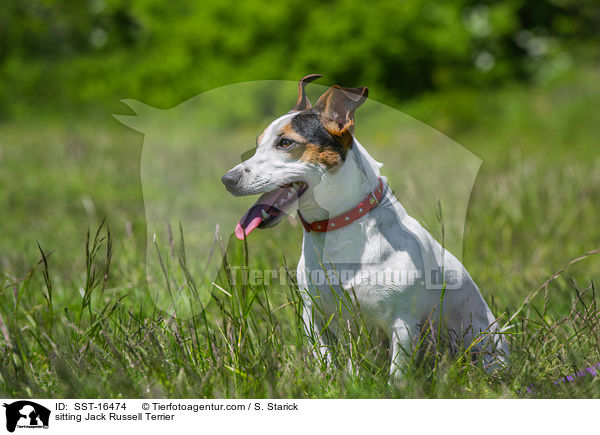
[2, 401, 50, 432]
[114, 79, 481, 318]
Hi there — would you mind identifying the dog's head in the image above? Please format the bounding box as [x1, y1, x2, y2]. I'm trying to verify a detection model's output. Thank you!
[222, 75, 368, 239]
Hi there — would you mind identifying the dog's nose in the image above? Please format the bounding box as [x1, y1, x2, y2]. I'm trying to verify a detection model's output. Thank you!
[221, 168, 242, 189]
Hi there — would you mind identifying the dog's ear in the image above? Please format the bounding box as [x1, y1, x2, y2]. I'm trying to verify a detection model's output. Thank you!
[314, 85, 368, 140]
[293, 74, 322, 111]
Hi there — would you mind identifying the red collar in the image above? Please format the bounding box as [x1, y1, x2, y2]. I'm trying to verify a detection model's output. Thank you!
[297, 178, 385, 233]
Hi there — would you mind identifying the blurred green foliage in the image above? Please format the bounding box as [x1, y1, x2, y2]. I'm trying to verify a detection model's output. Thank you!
[1, 0, 599, 116]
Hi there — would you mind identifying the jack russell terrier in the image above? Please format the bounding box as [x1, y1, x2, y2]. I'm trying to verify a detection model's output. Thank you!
[221, 74, 508, 379]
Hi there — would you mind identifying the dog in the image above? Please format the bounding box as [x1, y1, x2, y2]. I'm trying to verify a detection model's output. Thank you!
[221, 74, 508, 379]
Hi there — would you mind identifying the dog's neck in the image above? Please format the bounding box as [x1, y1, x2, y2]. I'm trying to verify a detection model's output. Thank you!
[297, 138, 381, 223]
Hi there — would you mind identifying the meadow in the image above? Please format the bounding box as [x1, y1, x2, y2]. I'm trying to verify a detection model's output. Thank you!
[1, 63, 599, 398]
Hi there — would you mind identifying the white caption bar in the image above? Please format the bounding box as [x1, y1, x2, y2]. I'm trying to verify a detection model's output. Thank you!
[0, 399, 594, 434]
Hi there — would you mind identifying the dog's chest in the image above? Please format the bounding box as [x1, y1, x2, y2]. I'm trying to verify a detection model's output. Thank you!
[298, 219, 421, 329]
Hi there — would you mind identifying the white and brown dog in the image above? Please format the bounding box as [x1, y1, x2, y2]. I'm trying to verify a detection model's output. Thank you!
[222, 74, 508, 379]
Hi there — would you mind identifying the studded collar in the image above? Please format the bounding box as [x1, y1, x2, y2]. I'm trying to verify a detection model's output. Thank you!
[297, 178, 385, 233]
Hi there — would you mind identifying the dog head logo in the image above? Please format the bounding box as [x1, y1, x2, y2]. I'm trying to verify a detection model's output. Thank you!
[114, 78, 481, 318]
[3, 401, 50, 432]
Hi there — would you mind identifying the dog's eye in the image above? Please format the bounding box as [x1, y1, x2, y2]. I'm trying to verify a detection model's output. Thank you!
[277, 138, 294, 149]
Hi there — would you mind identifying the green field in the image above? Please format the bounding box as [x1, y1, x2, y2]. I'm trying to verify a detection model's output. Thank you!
[1, 64, 600, 398]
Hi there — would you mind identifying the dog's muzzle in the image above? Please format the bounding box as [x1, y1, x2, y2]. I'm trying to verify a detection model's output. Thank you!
[221, 167, 243, 193]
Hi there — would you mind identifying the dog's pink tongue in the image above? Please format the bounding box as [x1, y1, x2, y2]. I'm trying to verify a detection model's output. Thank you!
[235, 205, 264, 240]
[235, 189, 283, 240]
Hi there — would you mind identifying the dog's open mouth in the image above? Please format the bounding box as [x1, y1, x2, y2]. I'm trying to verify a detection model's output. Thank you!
[235, 182, 308, 240]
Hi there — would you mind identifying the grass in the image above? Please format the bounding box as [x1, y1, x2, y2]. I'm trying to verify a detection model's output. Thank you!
[1, 63, 600, 398]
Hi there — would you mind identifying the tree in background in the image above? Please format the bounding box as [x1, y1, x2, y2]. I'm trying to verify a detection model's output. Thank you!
[1, 0, 598, 115]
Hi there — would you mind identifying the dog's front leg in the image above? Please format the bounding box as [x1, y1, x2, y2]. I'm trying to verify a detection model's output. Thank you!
[297, 257, 334, 368]
[389, 317, 418, 382]
[301, 297, 334, 368]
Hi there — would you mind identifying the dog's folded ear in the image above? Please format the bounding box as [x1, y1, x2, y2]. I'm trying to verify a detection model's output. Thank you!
[293, 74, 322, 111]
[314, 85, 369, 138]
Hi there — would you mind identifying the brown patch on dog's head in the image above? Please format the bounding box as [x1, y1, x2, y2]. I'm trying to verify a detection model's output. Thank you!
[279, 123, 306, 144]
[269, 77, 369, 170]
[299, 143, 344, 168]
[276, 111, 349, 170]
[256, 130, 265, 145]
[313, 85, 368, 153]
